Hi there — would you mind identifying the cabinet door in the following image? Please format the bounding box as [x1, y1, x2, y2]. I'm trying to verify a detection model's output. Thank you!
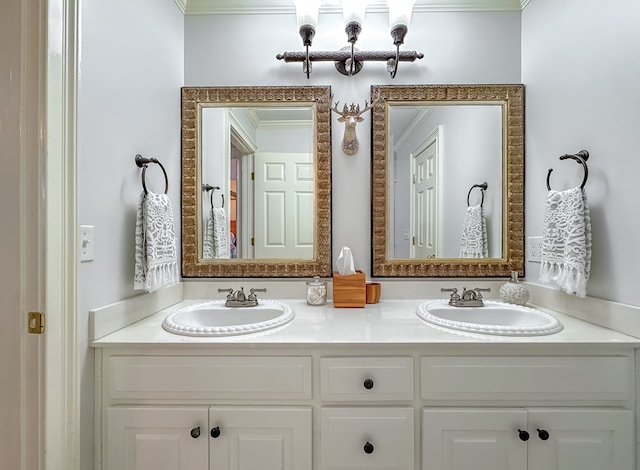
[106, 406, 208, 470]
[209, 406, 312, 470]
[320, 407, 414, 470]
[422, 408, 527, 470]
[527, 408, 633, 470]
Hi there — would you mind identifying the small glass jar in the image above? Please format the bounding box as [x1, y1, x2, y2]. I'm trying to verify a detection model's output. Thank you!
[306, 276, 328, 306]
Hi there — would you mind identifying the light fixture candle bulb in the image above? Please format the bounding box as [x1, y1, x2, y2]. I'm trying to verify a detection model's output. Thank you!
[294, 0, 321, 46]
[341, 0, 368, 43]
[387, 0, 416, 45]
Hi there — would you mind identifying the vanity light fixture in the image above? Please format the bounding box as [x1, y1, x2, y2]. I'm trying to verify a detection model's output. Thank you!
[277, 0, 423, 78]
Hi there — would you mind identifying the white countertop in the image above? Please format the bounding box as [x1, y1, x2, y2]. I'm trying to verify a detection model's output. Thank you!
[91, 299, 640, 349]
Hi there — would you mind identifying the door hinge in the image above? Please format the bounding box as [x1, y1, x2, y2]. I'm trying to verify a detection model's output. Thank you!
[251, 172, 255, 181]
[28, 312, 46, 334]
[412, 236, 416, 246]
[251, 237, 255, 246]
[412, 174, 416, 184]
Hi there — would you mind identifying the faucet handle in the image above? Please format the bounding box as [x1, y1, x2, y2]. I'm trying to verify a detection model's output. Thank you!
[473, 287, 491, 299]
[248, 288, 267, 302]
[441, 287, 460, 300]
[218, 288, 235, 300]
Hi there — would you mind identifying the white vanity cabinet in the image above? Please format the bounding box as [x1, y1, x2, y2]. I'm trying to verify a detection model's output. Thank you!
[420, 355, 635, 470]
[422, 408, 633, 470]
[106, 405, 311, 470]
[318, 357, 415, 470]
[99, 354, 313, 470]
[96, 347, 636, 470]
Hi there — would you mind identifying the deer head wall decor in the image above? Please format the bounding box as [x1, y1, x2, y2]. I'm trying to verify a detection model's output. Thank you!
[331, 93, 380, 156]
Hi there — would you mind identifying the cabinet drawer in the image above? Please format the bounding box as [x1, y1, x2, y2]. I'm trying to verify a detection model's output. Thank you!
[320, 407, 414, 470]
[421, 356, 631, 402]
[107, 356, 312, 400]
[320, 357, 414, 401]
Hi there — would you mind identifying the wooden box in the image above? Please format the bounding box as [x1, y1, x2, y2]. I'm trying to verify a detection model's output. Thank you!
[332, 270, 366, 308]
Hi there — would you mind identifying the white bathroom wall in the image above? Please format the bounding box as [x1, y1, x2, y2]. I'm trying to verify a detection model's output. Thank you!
[185, 10, 522, 274]
[522, 0, 640, 306]
[77, 0, 184, 467]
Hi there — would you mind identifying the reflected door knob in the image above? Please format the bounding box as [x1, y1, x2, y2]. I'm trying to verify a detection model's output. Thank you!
[190, 427, 201, 439]
[363, 441, 374, 454]
[363, 378, 374, 390]
[518, 429, 530, 441]
[210, 426, 221, 438]
[537, 429, 549, 441]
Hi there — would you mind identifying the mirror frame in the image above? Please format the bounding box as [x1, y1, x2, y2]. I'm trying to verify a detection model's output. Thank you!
[181, 86, 332, 277]
[371, 84, 524, 277]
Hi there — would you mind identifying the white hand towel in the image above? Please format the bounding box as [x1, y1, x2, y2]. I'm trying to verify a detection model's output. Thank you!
[459, 204, 488, 258]
[134, 191, 179, 292]
[212, 207, 229, 259]
[539, 187, 591, 297]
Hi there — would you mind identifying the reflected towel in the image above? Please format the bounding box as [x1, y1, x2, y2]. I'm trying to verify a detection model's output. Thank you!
[212, 207, 229, 259]
[203, 209, 215, 259]
[134, 191, 179, 292]
[539, 187, 591, 297]
[459, 204, 488, 258]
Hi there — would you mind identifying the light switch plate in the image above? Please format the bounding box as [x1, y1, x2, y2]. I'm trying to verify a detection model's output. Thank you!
[80, 225, 95, 262]
[527, 236, 543, 263]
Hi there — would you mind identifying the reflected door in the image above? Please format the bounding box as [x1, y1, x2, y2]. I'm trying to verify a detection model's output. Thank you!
[254, 153, 314, 258]
[411, 131, 439, 258]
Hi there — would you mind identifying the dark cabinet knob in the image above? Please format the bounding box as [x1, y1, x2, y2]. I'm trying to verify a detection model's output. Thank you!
[537, 429, 549, 441]
[518, 429, 530, 441]
[363, 441, 374, 454]
[190, 427, 201, 439]
[210, 426, 221, 438]
[363, 379, 374, 390]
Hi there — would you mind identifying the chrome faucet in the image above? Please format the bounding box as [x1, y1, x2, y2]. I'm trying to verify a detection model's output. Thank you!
[441, 287, 491, 307]
[218, 287, 267, 307]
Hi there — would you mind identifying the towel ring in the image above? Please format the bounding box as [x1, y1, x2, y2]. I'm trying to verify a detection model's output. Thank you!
[546, 150, 589, 191]
[135, 154, 168, 195]
[202, 184, 224, 209]
[467, 182, 488, 207]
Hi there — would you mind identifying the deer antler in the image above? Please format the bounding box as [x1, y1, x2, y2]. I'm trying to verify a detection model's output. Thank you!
[330, 94, 346, 117]
[356, 91, 382, 117]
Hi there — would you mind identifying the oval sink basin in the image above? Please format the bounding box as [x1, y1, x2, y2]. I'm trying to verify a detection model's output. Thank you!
[162, 300, 294, 337]
[416, 300, 563, 336]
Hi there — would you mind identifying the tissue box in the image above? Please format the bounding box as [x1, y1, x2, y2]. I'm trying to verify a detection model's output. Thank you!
[332, 270, 366, 308]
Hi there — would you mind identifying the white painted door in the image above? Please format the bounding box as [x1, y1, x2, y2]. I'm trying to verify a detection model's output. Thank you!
[254, 153, 314, 258]
[106, 406, 209, 470]
[2, 0, 49, 469]
[422, 408, 527, 470]
[527, 409, 633, 470]
[209, 406, 312, 470]
[411, 131, 439, 258]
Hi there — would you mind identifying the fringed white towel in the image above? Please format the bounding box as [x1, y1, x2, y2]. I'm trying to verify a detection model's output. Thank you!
[212, 207, 229, 259]
[460, 204, 488, 258]
[539, 187, 591, 297]
[202, 209, 215, 259]
[134, 191, 179, 293]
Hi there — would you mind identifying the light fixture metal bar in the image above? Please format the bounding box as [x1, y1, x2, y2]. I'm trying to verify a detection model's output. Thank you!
[277, 49, 423, 63]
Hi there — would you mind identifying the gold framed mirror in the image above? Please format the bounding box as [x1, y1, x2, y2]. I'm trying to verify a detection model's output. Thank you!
[371, 84, 524, 277]
[181, 86, 332, 277]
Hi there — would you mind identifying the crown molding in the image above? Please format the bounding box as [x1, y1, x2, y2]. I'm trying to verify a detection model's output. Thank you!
[173, 0, 187, 14]
[183, 0, 524, 16]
